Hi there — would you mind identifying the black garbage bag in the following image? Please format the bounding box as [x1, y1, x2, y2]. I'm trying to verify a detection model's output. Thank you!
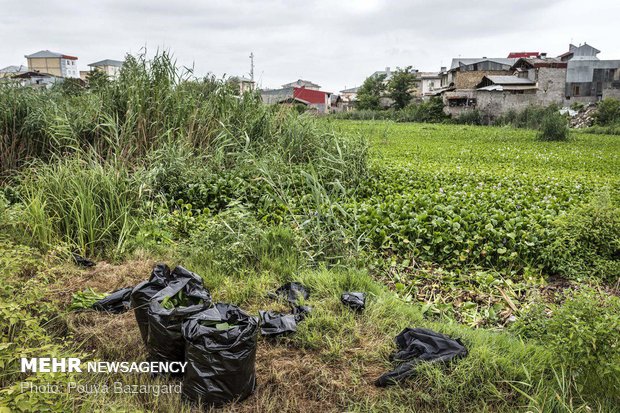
[341, 292, 366, 311]
[292, 305, 312, 321]
[92, 287, 133, 314]
[147, 275, 212, 367]
[182, 303, 259, 407]
[375, 328, 467, 387]
[274, 282, 309, 304]
[259, 311, 298, 336]
[72, 252, 95, 267]
[130, 263, 173, 344]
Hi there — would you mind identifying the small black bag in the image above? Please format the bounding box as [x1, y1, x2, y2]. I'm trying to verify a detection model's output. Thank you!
[147, 275, 212, 367]
[92, 287, 133, 314]
[182, 303, 259, 407]
[130, 263, 173, 344]
[341, 292, 366, 311]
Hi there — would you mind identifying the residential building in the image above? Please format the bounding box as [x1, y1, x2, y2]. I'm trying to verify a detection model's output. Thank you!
[10, 71, 61, 88]
[418, 72, 442, 97]
[24, 50, 79, 78]
[0, 65, 27, 78]
[561, 43, 620, 102]
[229, 76, 256, 94]
[445, 57, 517, 89]
[88, 59, 124, 79]
[339, 86, 359, 111]
[443, 56, 567, 118]
[281, 79, 321, 90]
[261, 86, 332, 113]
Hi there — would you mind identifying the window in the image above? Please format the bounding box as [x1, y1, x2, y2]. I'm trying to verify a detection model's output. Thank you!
[574, 85, 580, 96]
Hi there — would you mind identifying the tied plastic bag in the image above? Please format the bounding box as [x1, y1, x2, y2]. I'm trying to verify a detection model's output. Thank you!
[147, 274, 212, 367]
[130, 263, 173, 344]
[92, 287, 133, 314]
[375, 328, 467, 387]
[341, 292, 366, 311]
[182, 303, 259, 407]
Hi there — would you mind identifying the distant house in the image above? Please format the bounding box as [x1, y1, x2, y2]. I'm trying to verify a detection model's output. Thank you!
[261, 86, 332, 113]
[418, 72, 442, 97]
[339, 86, 359, 111]
[229, 76, 256, 94]
[24, 50, 79, 78]
[0, 65, 27, 78]
[560, 43, 620, 102]
[10, 71, 62, 88]
[88, 59, 124, 79]
[444, 57, 517, 90]
[281, 79, 321, 90]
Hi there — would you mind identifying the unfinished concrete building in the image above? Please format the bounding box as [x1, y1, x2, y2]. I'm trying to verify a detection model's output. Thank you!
[562, 44, 620, 103]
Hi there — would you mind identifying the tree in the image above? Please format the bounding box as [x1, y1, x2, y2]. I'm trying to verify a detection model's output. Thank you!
[387, 66, 417, 110]
[356, 73, 386, 110]
[86, 70, 110, 91]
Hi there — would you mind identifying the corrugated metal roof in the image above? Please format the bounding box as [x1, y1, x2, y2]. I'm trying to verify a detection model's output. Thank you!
[340, 86, 359, 93]
[88, 59, 123, 67]
[484, 76, 535, 85]
[450, 57, 517, 70]
[478, 85, 538, 91]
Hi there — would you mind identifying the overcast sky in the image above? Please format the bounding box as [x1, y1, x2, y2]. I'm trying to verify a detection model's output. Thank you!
[2, 0, 618, 92]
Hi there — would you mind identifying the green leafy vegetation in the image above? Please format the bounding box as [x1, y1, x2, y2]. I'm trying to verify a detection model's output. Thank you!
[69, 288, 108, 311]
[1, 52, 620, 412]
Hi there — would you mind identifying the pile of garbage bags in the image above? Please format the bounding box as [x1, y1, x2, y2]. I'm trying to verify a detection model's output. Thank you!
[74, 263, 468, 405]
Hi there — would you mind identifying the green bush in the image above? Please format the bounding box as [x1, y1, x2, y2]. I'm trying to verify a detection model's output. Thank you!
[542, 192, 620, 281]
[595, 98, 620, 126]
[19, 157, 144, 256]
[452, 109, 486, 125]
[512, 288, 620, 399]
[537, 112, 569, 141]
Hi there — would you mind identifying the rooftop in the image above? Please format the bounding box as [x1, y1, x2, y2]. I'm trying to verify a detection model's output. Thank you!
[483, 75, 536, 85]
[449, 57, 517, 70]
[88, 59, 123, 67]
[25, 50, 78, 60]
[0, 65, 27, 73]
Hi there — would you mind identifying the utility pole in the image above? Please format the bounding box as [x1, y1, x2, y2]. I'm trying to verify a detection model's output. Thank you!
[249, 52, 254, 82]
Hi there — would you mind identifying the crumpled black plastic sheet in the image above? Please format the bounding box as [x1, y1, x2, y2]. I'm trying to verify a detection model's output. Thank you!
[341, 292, 366, 311]
[146, 272, 212, 367]
[182, 303, 259, 407]
[260, 282, 312, 336]
[375, 327, 468, 387]
[274, 282, 310, 304]
[72, 252, 95, 267]
[92, 287, 133, 314]
[259, 311, 298, 336]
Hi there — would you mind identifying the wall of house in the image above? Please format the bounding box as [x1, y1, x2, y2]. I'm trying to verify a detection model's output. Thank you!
[603, 88, 620, 100]
[453, 70, 512, 89]
[535, 67, 566, 105]
[28, 58, 62, 77]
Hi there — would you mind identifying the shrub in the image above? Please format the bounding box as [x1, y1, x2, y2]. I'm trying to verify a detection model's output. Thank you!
[542, 192, 620, 281]
[537, 112, 569, 141]
[452, 109, 486, 125]
[19, 157, 145, 256]
[595, 98, 620, 126]
[512, 288, 620, 399]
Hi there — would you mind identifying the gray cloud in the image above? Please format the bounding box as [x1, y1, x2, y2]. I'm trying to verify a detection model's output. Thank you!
[1, 0, 618, 92]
